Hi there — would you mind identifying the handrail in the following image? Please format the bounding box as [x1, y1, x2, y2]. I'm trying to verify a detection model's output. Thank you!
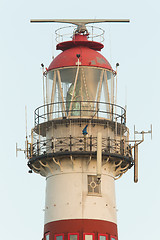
[28, 136, 132, 159]
[55, 25, 105, 43]
[34, 101, 126, 126]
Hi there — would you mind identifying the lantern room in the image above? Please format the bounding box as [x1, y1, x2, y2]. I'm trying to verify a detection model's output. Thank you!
[44, 28, 120, 121]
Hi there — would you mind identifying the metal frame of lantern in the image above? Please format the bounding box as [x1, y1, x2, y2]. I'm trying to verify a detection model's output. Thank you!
[42, 65, 116, 121]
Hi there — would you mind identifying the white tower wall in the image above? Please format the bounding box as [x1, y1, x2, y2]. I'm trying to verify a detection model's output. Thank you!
[44, 158, 117, 225]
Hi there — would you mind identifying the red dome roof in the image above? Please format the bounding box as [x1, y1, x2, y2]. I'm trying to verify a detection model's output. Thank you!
[48, 34, 112, 71]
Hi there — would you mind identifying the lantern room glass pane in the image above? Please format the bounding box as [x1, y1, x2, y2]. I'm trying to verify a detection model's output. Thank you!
[46, 235, 49, 240]
[45, 234, 50, 240]
[69, 235, 78, 240]
[47, 67, 114, 118]
[56, 236, 63, 240]
[84, 235, 93, 240]
[99, 236, 106, 240]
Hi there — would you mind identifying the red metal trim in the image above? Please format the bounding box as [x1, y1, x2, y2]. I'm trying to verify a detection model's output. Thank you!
[110, 236, 117, 240]
[98, 234, 109, 240]
[57, 40, 104, 51]
[44, 232, 50, 240]
[44, 219, 118, 239]
[68, 233, 79, 240]
[55, 233, 65, 240]
[48, 47, 112, 71]
[83, 233, 95, 240]
[57, 34, 104, 52]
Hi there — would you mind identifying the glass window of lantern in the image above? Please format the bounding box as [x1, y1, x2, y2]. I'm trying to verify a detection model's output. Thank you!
[55, 234, 64, 240]
[45, 232, 50, 240]
[110, 236, 117, 240]
[68, 233, 79, 240]
[98, 234, 108, 240]
[46, 235, 49, 240]
[83, 233, 94, 240]
[88, 175, 101, 195]
[47, 67, 114, 119]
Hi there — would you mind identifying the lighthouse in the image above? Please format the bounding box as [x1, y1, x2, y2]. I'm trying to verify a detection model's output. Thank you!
[26, 19, 134, 240]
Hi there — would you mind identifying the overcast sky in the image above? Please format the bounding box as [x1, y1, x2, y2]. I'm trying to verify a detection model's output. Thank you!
[0, 0, 159, 240]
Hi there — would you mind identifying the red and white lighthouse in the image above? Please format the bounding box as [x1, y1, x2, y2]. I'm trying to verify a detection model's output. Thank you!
[27, 19, 134, 240]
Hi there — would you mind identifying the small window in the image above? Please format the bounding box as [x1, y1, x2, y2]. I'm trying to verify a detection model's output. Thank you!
[83, 233, 94, 240]
[88, 175, 101, 195]
[68, 233, 79, 240]
[98, 234, 108, 240]
[44, 232, 50, 240]
[110, 236, 117, 240]
[55, 234, 64, 240]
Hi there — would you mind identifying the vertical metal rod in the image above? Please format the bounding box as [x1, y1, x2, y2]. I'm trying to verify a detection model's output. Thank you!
[50, 71, 57, 119]
[68, 61, 80, 116]
[111, 104, 113, 121]
[115, 120, 117, 151]
[115, 66, 118, 107]
[97, 132, 102, 180]
[51, 137, 54, 152]
[96, 70, 104, 109]
[84, 135, 86, 151]
[37, 140, 39, 155]
[25, 105, 28, 139]
[104, 71, 111, 118]
[70, 135, 72, 151]
[54, 138, 56, 153]
[31, 129, 33, 157]
[45, 74, 49, 121]
[43, 71, 46, 111]
[57, 70, 67, 117]
[90, 135, 92, 151]
[134, 144, 138, 183]
[39, 124, 41, 144]
[107, 137, 110, 153]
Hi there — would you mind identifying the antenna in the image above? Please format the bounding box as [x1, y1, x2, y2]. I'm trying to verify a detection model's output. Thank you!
[115, 63, 119, 106]
[30, 19, 130, 24]
[30, 19, 130, 34]
[134, 124, 152, 141]
[25, 105, 28, 140]
[16, 143, 25, 157]
[125, 85, 127, 111]
[133, 125, 152, 183]
[41, 63, 46, 107]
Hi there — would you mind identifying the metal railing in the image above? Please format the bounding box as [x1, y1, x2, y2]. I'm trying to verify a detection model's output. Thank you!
[34, 101, 126, 126]
[28, 136, 132, 159]
[55, 25, 105, 43]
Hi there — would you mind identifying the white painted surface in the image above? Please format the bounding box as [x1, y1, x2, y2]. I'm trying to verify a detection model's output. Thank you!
[44, 158, 117, 225]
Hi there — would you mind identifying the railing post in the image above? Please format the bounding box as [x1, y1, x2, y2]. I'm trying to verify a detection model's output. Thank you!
[54, 138, 56, 153]
[111, 105, 113, 121]
[37, 140, 39, 156]
[38, 108, 40, 125]
[51, 137, 54, 152]
[97, 102, 99, 118]
[107, 137, 110, 153]
[120, 139, 124, 155]
[84, 135, 87, 151]
[34, 111, 36, 126]
[90, 135, 92, 151]
[69, 135, 72, 151]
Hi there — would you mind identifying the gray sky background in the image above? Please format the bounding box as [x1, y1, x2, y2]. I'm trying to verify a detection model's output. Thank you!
[0, 0, 159, 239]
